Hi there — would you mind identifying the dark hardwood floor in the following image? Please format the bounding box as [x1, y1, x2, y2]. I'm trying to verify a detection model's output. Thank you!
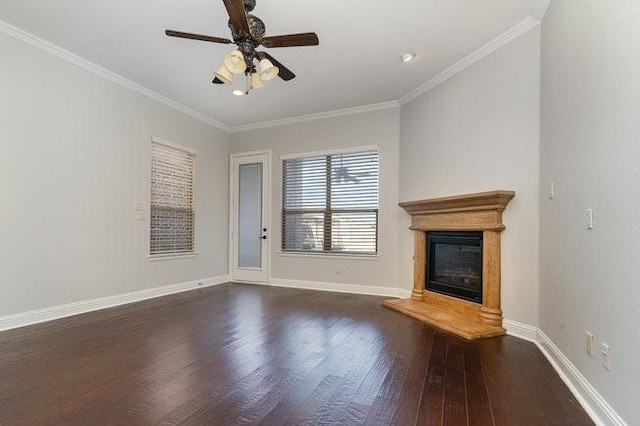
[0, 283, 593, 425]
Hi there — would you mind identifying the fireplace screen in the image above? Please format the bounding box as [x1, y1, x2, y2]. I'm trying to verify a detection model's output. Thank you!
[426, 231, 483, 303]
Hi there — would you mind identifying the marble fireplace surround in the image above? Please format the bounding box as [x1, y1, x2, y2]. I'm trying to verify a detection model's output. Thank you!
[383, 190, 515, 340]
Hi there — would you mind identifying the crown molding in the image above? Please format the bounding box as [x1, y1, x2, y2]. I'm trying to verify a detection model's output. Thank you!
[230, 100, 400, 133]
[399, 16, 541, 106]
[236, 14, 541, 131]
[533, 0, 552, 21]
[2, 12, 543, 134]
[0, 19, 232, 132]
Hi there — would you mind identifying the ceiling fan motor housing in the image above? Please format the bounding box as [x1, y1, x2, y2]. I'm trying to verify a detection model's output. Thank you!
[243, 0, 256, 12]
[247, 15, 266, 39]
[166, 0, 317, 85]
[229, 14, 265, 41]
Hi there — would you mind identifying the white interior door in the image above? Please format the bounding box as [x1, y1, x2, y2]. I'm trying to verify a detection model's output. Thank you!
[230, 151, 270, 283]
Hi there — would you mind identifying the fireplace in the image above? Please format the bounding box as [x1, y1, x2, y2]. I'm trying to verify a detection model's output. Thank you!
[382, 190, 515, 340]
[427, 231, 483, 303]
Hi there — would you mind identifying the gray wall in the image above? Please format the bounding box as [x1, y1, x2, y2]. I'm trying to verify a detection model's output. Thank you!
[230, 28, 542, 327]
[399, 28, 541, 326]
[231, 109, 403, 291]
[4, 9, 637, 421]
[540, 1, 640, 422]
[0, 33, 230, 316]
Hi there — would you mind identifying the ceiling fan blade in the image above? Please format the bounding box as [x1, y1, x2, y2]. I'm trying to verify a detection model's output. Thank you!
[222, 0, 250, 35]
[166, 30, 231, 44]
[260, 52, 296, 81]
[262, 32, 319, 48]
[212, 77, 225, 84]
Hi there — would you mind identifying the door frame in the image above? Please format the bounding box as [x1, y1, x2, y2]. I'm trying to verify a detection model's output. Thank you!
[229, 150, 272, 284]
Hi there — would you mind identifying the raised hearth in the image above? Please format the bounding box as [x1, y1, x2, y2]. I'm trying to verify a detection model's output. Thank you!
[383, 190, 515, 340]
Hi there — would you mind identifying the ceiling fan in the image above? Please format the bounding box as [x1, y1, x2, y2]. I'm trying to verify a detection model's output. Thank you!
[165, 0, 319, 93]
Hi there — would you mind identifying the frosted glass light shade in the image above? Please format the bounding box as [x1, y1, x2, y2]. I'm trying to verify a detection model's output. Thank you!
[259, 59, 279, 81]
[250, 73, 264, 89]
[214, 65, 233, 85]
[224, 50, 247, 74]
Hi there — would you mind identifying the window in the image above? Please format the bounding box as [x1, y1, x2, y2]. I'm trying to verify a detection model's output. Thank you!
[150, 138, 196, 257]
[282, 149, 379, 255]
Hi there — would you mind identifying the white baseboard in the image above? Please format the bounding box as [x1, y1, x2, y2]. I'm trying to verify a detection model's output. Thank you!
[0, 275, 229, 332]
[504, 318, 539, 342]
[269, 278, 412, 299]
[503, 318, 626, 426]
[268, 281, 621, 425]
[0, 277, 626, 425]
[535, 329, 627, 426]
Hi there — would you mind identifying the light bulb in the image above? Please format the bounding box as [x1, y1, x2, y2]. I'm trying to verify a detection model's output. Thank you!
[400, 52, 416, 63]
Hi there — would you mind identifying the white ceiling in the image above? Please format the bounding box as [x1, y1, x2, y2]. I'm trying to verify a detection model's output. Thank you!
[0, 0, 542, 128]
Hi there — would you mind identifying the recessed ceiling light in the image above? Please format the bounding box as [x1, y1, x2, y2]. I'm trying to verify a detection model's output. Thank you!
[400, 52, 416, 63]
[232, 89, 245, 96]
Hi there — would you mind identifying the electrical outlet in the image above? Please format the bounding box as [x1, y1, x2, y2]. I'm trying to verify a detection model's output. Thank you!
[586, 207, 594, 229]
[335, 264, 342, 275]
[600, 343, 611, 370]
[198, 282, 204, 286]
[585, 331, 594, 357]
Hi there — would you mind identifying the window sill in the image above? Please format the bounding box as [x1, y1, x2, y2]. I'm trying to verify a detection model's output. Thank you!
[278, 252, 380, 261]
[149, 252, 198, 262]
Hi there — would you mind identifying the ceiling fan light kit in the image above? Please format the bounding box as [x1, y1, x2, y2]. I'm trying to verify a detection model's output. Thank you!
[250, 73, 265, 89]
[224, 50, 247, 74]
[258, 58, 279, 81]
[214, 65, 233, 84]
[166, 0, 319, 95]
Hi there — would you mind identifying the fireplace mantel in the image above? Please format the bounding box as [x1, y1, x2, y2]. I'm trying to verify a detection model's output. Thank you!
[399, 190, 515, 231]
[383, 190, 515, 340]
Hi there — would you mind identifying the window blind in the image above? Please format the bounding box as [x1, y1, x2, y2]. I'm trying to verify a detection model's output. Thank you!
[282, 150, 378, 255]
[150, 141, 196, 256]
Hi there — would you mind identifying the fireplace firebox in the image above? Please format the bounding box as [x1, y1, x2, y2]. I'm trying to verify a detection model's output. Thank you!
[426, 231, 483, 303]
[383, 191, 515, 339]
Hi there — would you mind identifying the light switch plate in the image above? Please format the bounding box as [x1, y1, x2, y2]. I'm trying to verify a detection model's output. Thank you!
[586, 208, 594, 229]
[585, 331, 594, 357]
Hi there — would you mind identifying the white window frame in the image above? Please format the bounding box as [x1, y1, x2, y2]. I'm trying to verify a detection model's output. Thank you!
[149, 136, 197, 261]
[280, 145, 380, 257]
